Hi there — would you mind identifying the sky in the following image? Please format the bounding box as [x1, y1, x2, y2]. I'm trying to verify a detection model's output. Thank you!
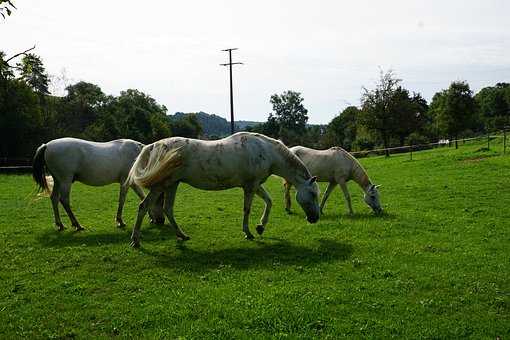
[2, 0, 510, 124]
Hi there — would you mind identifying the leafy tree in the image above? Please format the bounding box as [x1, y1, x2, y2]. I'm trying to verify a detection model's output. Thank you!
[57, 81, 106, 136]
[17, 53, 50, 96]
[0, 0, 15, 19]
[170, 113, 202, 138]
[431, 81, 477, 148]
[323, 106, 359, 150]
[390, 88, 429, 146]
[247, 114, 279, 139]
[475, 83, 510, 130]
[360, 69, 401, 156]
[269, 90, 309, 145]
[0, 78, 44, 157]
[0, 51, 14, 80]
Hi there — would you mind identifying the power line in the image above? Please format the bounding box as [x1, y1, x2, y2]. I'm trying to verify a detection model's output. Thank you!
[220, 48, 243, 135]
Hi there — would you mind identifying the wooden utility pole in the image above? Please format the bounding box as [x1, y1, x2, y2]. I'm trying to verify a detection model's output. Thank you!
[220, 48, 243, 135]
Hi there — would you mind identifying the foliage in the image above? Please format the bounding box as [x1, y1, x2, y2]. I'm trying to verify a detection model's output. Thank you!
[475, 83, 510, 130]
[432, 81, 478, 144]
[17, 54, 50, 96]
[269, 90, 309, 145]
[170, 113, 203, 138]
[1, 140, 509, 338]
[323, 106, 359, 150]
[0, 0, 15, 19]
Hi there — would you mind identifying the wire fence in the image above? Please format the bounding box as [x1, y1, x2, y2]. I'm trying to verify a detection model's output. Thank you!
[0, 129, 507, 173]
[350, 129, 508, 160]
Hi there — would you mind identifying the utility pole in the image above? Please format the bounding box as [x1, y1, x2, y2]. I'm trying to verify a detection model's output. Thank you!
[220, 48, 243, 135]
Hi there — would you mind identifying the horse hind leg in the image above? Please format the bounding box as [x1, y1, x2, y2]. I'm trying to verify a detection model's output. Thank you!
[163, 182, 189, 241]
[59, 182, 84, 231]
[255, 186, 272, 235]
[242, 187, 255, 240]
[50, 181, 65, 231]
[130, 188, 163, 248]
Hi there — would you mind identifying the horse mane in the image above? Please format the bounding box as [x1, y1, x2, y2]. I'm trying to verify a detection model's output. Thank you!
[260, 135, 311, 179]
[345, 151, 371, 189]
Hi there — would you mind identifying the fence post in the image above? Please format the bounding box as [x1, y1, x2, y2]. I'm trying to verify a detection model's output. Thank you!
[487, 131, 490, 150]
[410, 145, 413, 161]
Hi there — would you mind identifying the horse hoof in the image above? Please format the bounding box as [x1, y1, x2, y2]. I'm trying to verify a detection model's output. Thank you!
[177, 235, 190, 241]
[75, 226, 84, 232]
[245, 233, 255, 240]
[130, 240, 140, 249]
[256, 225, 265, 235]
[56, 224, 65, 232]
[116, 221, 126, 228]
[285, 208, 292, 215]
[151, 218, 165, 225]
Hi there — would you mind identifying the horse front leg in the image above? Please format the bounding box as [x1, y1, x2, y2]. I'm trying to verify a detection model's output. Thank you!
[130, 188, 163, 249]
[320, 182, 336, 215]
[255, 185, 272, 235]
[243, 187, 255, 240]
[338, 180, 353, 215]
[284, 180, 292, 214]
[116, 184, 129, 228]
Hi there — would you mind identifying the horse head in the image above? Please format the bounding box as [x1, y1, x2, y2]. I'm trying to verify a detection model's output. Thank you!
[296, 176, 320, 223]
[364, 184, 383, 214]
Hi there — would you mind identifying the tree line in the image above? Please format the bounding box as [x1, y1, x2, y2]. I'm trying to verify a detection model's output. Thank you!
[1, 50, 509, 160]
[0, 51, 202, 159]
[249, 70, 510, 154]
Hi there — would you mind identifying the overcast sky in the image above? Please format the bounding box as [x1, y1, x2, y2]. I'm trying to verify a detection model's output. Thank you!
[3, 0, 509, 124]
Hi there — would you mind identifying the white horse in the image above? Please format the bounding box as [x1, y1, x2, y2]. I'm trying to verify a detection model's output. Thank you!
[284, 146, 382, 215]
[126, 132, 320, 248]
[32, 138, 164, 231]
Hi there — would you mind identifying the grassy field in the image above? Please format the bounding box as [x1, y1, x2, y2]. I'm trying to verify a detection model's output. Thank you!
[1, 139, 509, 339]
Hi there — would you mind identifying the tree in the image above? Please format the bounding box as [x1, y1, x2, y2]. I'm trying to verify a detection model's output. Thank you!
[475, 83, 510, 130]
[390, 88, 428, 146]
[0, 0, 15, 19]
[58, 81, 106, 136]
[170, 113, 202, 138]
[360, 69, 401, 156]
[17, 53, 50, 96]
[431, 81, 477, 148]
[269, 90, 309, 145]
[323, 106, 359, 150]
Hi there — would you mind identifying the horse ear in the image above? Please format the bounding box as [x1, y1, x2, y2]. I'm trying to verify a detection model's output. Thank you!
[310, 176, 318, 183]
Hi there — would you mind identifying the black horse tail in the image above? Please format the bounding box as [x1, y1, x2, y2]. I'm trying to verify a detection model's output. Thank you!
[32, 144, 49, 193]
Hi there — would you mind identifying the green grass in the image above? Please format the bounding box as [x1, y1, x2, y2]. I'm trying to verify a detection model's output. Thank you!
[1, 139, 509, 339]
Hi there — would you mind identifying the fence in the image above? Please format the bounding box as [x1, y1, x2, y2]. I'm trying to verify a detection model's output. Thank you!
[350, 129, 508, 160]
[0, 129, 508, 173]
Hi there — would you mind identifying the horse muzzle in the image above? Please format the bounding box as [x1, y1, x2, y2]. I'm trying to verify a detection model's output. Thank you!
[307, 215, 319, 224]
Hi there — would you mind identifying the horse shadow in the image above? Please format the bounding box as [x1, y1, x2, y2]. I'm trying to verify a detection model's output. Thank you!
[318, 211, 397, 222]
[36, 223, 173, 248]
[140, 238, 354, 272]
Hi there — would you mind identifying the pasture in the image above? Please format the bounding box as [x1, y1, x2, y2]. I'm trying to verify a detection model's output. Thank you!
[0, 140, 509, 338]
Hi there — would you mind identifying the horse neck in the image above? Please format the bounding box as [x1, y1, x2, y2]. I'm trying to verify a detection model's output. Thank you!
[350, 157, 372, 192]
[272, 145, 310, 187]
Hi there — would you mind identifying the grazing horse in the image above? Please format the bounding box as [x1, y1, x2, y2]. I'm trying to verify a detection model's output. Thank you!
[126, 132, 320, 248]
[284, 146, 382, 215]
[32, 138, 164, 231]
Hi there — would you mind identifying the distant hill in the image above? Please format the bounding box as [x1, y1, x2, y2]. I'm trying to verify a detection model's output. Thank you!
[170, 112, 262, 137]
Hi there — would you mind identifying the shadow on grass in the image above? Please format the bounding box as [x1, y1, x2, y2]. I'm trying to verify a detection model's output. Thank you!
[36, 223, 173, 248]
[319, 211, 397, 222]
[140, 238, 354, 271]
